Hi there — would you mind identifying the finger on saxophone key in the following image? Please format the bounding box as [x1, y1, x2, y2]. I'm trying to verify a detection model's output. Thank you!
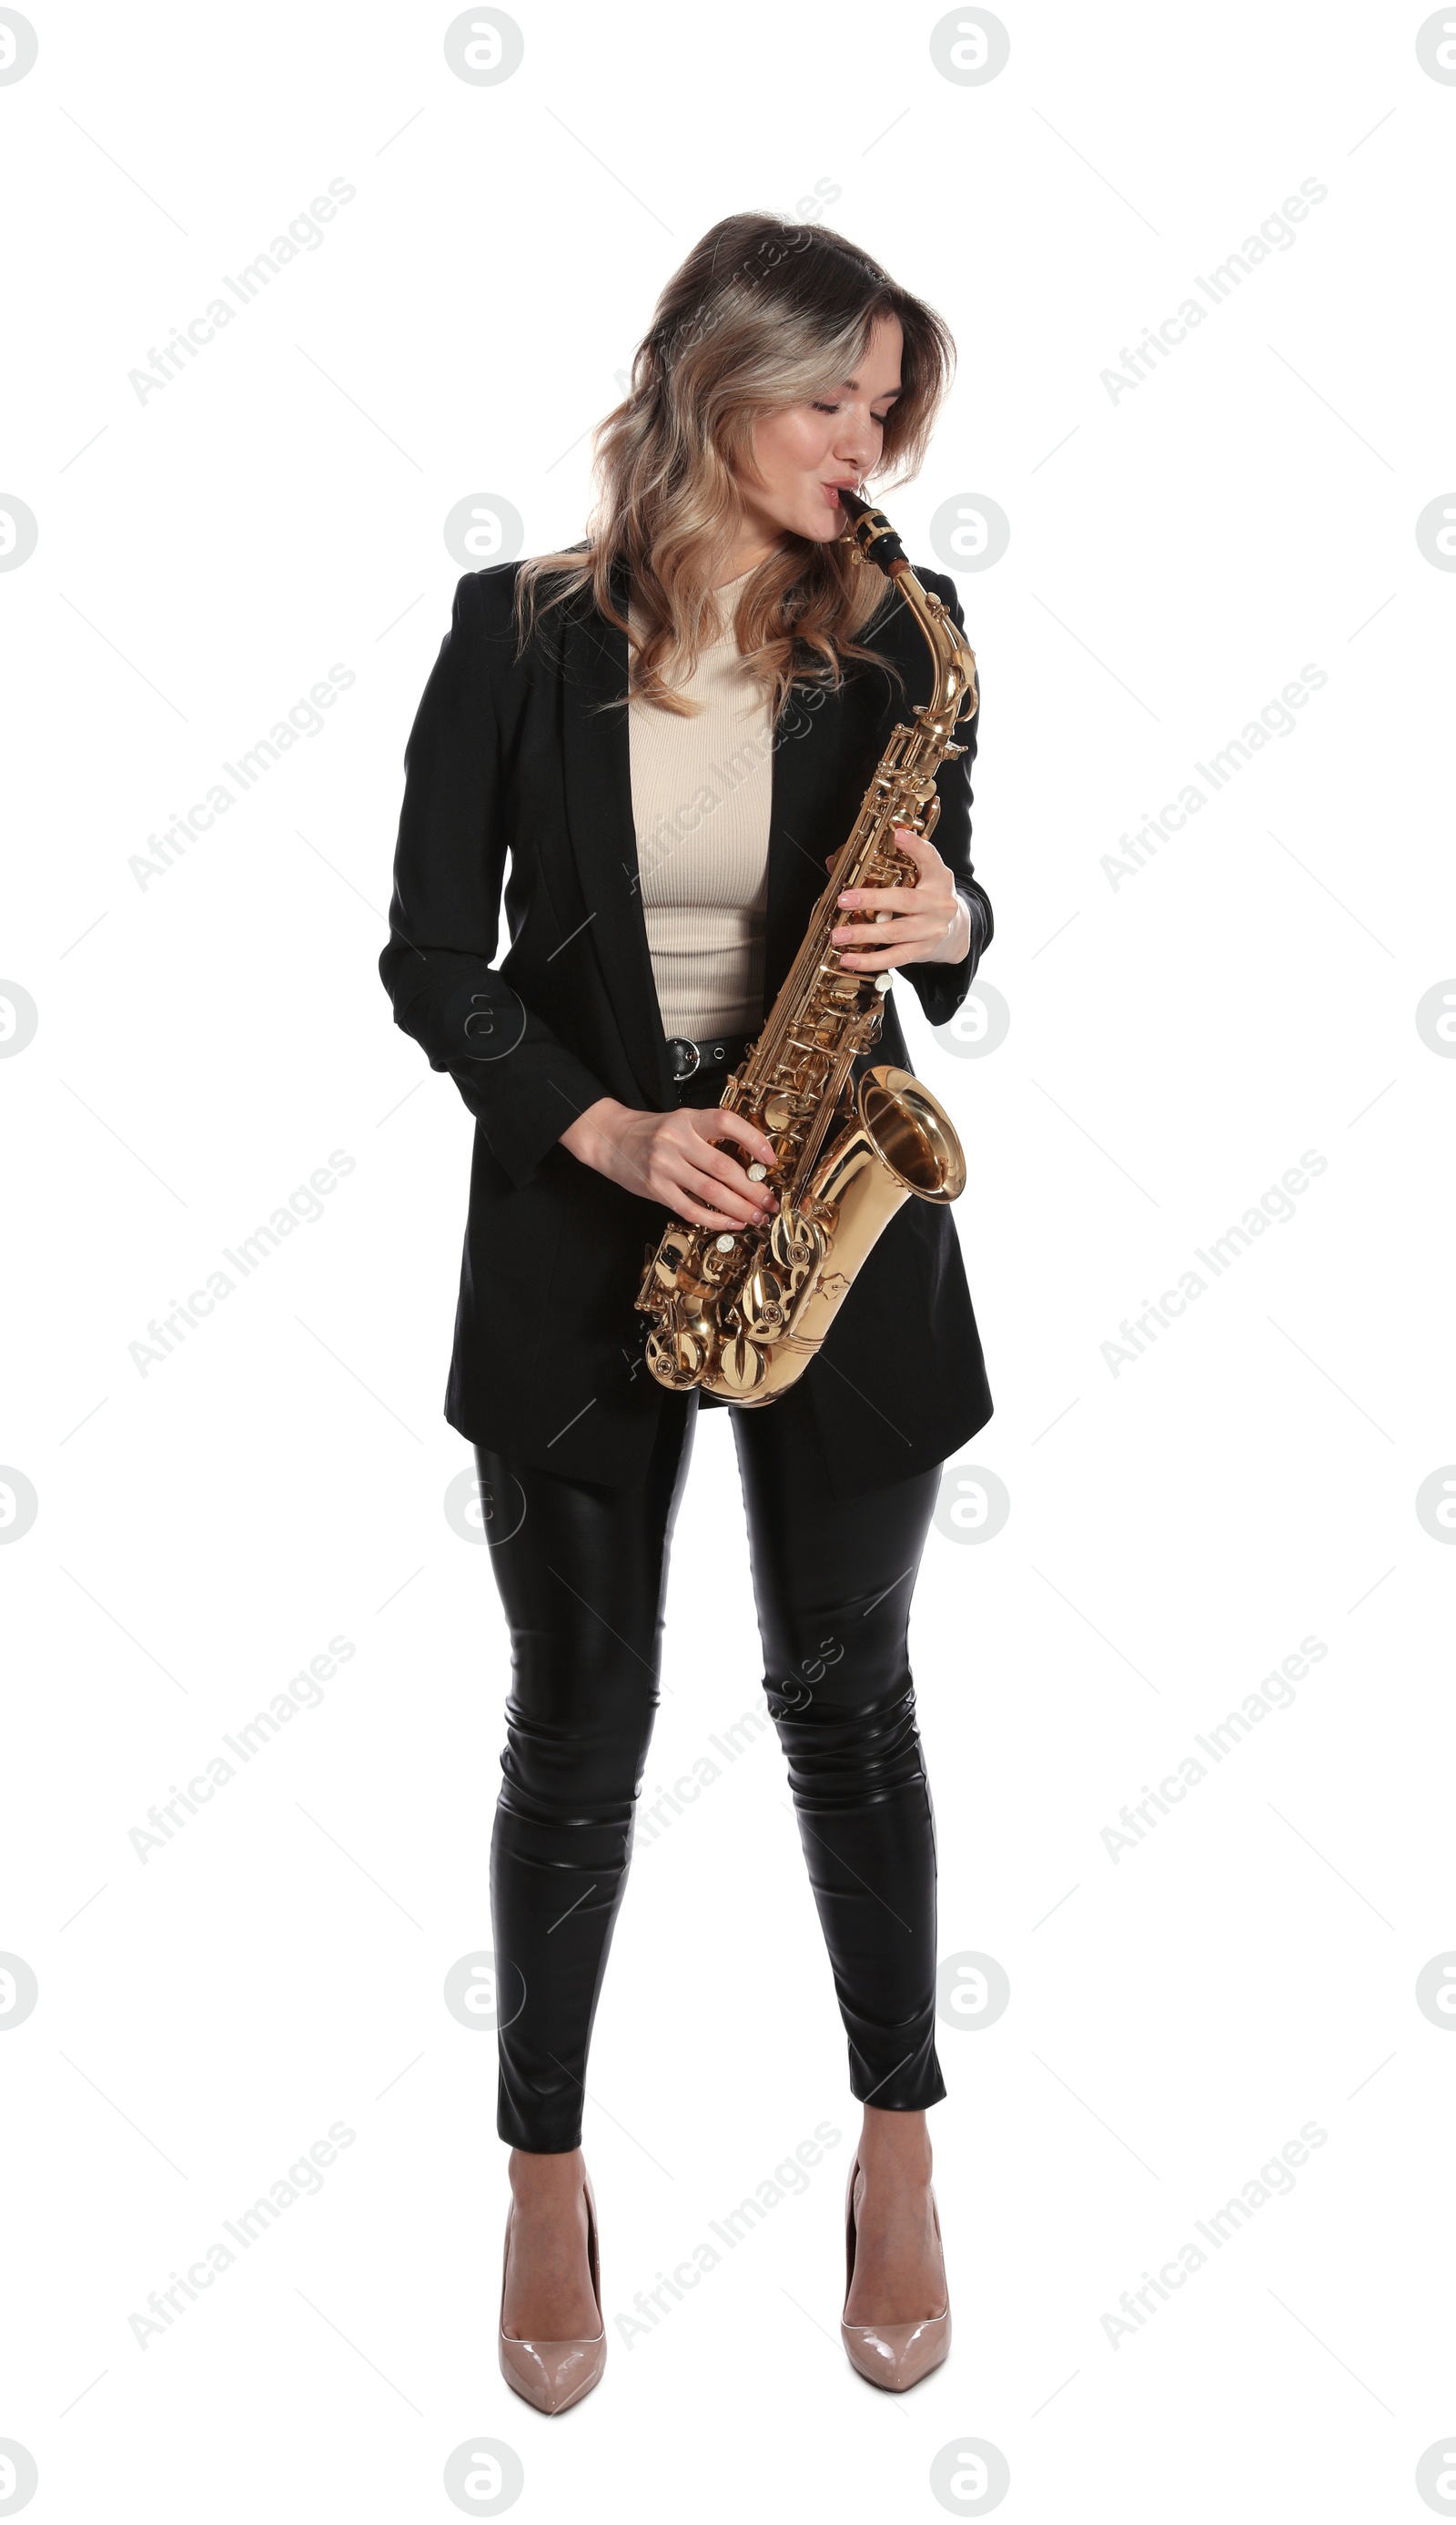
[749, 1153, 778, 1210]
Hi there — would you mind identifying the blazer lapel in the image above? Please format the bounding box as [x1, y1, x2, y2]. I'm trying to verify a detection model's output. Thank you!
[559, 564, 676, 1108]
[559, 560, 844, 1109]
[763, 677, 843, 1010]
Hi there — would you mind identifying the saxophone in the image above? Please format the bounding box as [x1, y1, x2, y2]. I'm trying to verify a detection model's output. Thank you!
[633, 486, 976, 1405]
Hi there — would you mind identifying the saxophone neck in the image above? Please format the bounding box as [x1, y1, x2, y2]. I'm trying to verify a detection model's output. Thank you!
[895, 554, 979, 732]
[838, 487, 978, 730]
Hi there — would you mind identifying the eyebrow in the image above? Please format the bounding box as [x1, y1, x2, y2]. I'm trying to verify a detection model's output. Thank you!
[841, 379, 902, 396]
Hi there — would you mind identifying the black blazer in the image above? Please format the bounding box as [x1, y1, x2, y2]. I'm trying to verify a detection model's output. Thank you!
[379, 554, 996, 1498]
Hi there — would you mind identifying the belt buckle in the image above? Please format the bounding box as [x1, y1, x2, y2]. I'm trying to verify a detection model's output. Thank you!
[670, 1037, 701, 1081]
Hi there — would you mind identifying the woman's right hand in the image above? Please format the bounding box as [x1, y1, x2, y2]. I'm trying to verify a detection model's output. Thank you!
[559, 1098, 780, 1232]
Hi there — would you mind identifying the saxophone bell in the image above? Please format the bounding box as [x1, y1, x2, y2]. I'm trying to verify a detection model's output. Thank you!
[727, 1066, 966, 1406]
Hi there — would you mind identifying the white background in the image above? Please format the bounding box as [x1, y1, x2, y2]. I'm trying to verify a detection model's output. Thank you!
[4, 2, 1455, 2518]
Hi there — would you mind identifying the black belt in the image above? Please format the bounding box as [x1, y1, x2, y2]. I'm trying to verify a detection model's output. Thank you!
[666, 1030, 752, 1083]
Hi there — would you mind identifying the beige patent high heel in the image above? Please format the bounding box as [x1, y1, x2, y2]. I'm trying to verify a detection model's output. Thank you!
[840, 2152, 951, 2390]
[498, 2171, 607, 2416]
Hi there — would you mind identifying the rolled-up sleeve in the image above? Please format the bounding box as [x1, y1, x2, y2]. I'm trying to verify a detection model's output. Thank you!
[379, 572, 613, 1188]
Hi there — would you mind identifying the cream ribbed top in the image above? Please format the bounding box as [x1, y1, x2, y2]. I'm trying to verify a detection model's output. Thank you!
[627, 569, 774, 1039]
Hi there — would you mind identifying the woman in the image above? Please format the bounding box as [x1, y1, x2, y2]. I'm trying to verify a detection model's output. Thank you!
[379, 211, 994, 2412]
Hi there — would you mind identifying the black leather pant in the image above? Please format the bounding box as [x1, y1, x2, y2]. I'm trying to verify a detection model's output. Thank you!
[474, 1387, 948, 2151]
[474, 1050, 947, 2149]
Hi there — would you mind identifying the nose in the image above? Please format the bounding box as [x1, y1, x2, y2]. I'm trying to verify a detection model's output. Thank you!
[833, 411, 877, 474]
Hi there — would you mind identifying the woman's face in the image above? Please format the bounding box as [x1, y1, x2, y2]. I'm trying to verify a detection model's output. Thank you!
[736, 311, 904, 550]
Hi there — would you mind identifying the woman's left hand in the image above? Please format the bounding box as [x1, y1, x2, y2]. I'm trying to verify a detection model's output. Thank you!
[825, 826, 972, 970]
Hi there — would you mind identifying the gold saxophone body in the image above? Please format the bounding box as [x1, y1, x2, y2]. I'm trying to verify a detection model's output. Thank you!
[632, 486, 977, 1405]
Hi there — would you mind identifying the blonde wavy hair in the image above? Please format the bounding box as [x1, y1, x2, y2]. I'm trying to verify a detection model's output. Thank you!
[511, 211, 956, 722]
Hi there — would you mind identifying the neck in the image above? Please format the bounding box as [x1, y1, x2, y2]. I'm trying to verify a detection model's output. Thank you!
[711, 513, 786, 588]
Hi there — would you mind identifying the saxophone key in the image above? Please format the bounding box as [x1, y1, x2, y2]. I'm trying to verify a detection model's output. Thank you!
[644, 1323, 707, 1389]
[736, 1262, 789, 1338]
[717, 1330, 768, 1394]
[768, 1202, 826, 1275]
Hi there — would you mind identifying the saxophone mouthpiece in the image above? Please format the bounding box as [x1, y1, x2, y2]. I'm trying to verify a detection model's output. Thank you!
[837, 486, 907, 575]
